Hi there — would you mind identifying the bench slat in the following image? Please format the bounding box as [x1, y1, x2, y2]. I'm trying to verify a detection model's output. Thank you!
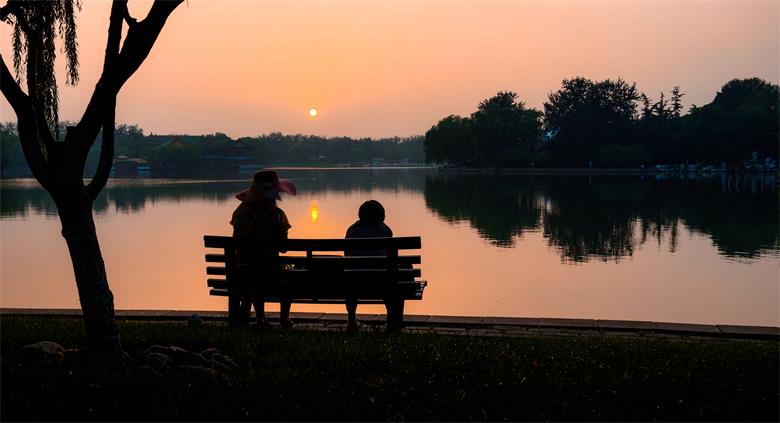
[208, 273, 423, 288]
[206, 254, 421, 266]
[208, 278, 227, 288]
[208, 289, 401, 304]
[289, 268, 420, 278]
[207, 267, 421, 279]
[209, 286, 424, 301]
[204, 235, 421, 251]
[207, 267, 227, 275]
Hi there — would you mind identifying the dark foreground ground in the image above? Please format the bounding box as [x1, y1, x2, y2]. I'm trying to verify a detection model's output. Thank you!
[1, 316, 778, 421]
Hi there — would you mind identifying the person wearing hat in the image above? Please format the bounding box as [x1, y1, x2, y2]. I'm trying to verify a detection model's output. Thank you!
[231, 170, 297, 328]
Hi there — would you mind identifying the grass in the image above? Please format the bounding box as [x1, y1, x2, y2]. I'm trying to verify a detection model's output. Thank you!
[1, 316, 778, 421]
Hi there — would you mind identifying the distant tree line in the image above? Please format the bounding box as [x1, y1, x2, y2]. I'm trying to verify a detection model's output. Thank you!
[424, 77, 779, 168]
[235, 133, 425, 165]
[0, 124, 425, 175]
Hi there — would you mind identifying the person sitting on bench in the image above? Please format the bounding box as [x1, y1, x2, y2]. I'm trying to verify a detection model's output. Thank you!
[231, 170, 297, 328]
[344, 200, 393, 331]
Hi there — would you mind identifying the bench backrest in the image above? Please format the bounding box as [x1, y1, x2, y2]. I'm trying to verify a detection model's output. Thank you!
[204, 235, 422, 300]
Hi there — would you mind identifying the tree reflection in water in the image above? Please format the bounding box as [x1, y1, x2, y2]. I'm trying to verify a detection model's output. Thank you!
[2, 170, 776, 262]
[423, 173, 777, 262]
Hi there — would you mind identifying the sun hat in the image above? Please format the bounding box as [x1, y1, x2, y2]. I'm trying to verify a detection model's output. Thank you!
[236, 170, 297, 202]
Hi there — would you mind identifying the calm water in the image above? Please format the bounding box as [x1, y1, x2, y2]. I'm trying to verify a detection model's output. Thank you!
[1, 169, 778, 326]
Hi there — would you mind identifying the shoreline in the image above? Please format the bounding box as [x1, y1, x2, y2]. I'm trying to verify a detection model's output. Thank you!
[2, 308, 777, 341]
[2, 166, 778, 180]
[437, 167, 779, 175]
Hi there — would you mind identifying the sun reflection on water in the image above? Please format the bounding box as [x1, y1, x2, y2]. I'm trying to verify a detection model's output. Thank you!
[310, 200, 319, 223]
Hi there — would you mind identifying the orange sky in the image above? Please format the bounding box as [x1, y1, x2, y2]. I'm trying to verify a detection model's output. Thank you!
[1, 0, 778, 138]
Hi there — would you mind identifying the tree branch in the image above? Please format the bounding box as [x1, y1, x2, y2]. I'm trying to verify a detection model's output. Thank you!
[86, 103, 116, 201]
[104, 1, 125, 72]
[123, 3, 137, 28]
[27, 33, 58, 157]
[2, 1, 56, 152]
[0, 53, 29, 112]
[86, 2, 123, 198]
[1, 54, 54, 191]
[115, 0, 183, 84]
[0, 1, 32, 34]
[76, 0, 183, 156]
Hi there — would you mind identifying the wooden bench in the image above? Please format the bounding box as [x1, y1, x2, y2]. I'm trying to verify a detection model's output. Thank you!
[203, 235, 427, 328]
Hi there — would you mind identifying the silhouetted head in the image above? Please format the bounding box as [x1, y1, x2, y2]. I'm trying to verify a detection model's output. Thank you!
[236, 170, 296, 202]
[358, 200, 385, 224]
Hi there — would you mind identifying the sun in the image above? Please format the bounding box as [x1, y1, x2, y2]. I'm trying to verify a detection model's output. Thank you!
[308, 108, 318, 118]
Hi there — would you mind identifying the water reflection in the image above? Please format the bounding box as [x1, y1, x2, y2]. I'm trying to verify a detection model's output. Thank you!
[2, 171, 777, 262]
[0, 179, 244, 218]
[0, 169, 427, 218]
[423, 174, 542, 247]
[424, 173, 778, 261]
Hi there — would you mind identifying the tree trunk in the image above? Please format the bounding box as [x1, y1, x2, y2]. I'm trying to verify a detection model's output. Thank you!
[1, 0, 183, 357]
[57, 194, 120, 354]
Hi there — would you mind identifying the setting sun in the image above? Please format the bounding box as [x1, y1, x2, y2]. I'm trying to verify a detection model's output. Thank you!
[308, 108, 318, 118]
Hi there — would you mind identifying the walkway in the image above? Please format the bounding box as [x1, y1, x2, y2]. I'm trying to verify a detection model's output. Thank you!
[1, 308, 777, 341]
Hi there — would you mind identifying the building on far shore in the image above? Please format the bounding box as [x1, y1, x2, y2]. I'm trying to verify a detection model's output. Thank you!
[113, 155, 150, 176]
[202, 142, 255, 172]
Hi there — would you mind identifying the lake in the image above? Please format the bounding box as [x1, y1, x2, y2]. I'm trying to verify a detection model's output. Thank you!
[1, 169, 778, 326]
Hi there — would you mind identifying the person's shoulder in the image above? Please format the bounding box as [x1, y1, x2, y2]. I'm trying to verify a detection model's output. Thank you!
[272, 204, 289, 218]
[269, 203, 291, 229]
[231, 201, 250, 219]
[345, 221, 362, 238]
[379, 222, 393, 236]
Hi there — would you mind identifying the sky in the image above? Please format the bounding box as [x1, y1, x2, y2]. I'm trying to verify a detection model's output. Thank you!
[1, 0, 778, 138]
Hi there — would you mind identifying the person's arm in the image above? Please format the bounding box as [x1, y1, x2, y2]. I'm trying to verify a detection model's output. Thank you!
[381, 222, 393, 237]
[277, 209, 291, 253]
[344, 222, 359, 256]
[230, 206, 241, 237]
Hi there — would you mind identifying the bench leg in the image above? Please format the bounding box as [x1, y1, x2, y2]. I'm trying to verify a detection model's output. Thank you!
[346, 298, 358, 329]
[228, 293, 251, 327]
[280, 300, 291, 322]
[385, 297, 405, 332]
[228, 292, 241, 326]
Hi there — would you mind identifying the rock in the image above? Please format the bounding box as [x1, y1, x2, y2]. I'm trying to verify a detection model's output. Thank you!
[20, 341, 65, 364]
[142, 352, 172, 370]
[132, 365, 161, 381]
[211, 353, 237, 369]
[169, 364, 228, 384]
[168, 346, 207, 366]
[142, 345, 172, 357]
[199, 348, 221, 360]
[207, 359, 232, 373]
[188, 313, 203, 328]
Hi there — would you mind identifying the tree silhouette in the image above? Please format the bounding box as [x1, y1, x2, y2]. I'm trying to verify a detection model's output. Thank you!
[680, 78, 779, 164]
[424, 115, 472, 165]
[544, 77, 640, 165]
[1, 0, 183, 355]
[471, 91, 541, 166]
[423, 92, 542, 166]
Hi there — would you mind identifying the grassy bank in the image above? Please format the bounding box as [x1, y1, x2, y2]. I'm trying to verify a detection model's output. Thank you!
[1, 316, 777, 420]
